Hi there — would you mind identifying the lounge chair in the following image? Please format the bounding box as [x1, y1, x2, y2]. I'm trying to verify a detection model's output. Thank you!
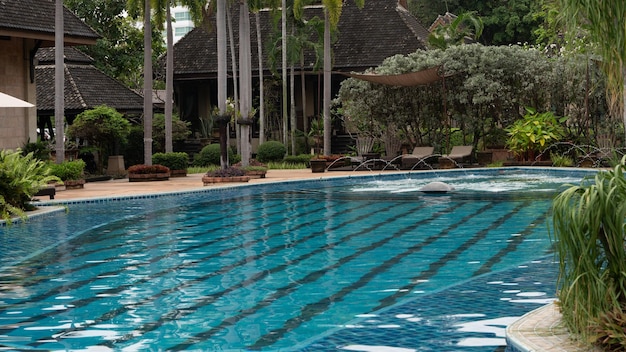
[401, 146, 435, 169]
[439, 145, 474, 168]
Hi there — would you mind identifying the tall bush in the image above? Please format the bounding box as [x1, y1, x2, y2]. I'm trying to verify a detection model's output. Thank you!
[193, 144, 240, 166]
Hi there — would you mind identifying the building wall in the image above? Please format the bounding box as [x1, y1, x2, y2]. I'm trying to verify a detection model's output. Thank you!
[0, 37, 37, 150]
[171, 6, 194, 44]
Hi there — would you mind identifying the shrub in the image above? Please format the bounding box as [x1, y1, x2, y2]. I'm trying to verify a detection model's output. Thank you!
[22, 140, 52, 161]
[153, 152, 189, 170]
[257, 141, 287, 163]
[127, 164, 170, 174]
[193, 144, 239, 166]
[284, 154, 313, 165]
[0, 149, 60, 223]
[205, 167, 245, 177]
[48, 160, 86, 181]
[506, 108, 567, 161]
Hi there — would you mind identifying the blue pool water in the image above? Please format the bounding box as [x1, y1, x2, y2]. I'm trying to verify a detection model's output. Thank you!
[0, 168, 595, 351]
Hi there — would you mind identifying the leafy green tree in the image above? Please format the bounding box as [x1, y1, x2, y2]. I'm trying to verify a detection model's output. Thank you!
[428, 11, 483, 49]
[64, 0, 165, 88]
[66, 105, 131, 173]
[408, 0, 544, 46]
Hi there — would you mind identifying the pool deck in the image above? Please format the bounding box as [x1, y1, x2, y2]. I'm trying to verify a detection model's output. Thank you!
[30, 168, 585, 351]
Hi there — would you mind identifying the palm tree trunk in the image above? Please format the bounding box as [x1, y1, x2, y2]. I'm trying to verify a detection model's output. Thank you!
[290, 63, 296, 155]
[255, 11, 265, 145]
[323, 9, 331, 156]
[217, 0, 228, 168]
[239, 0, 252, 167]
[281, 0, 288, 148]
[54, 0, 64, 164]
[226, 5, 240, 155]
[143, 0, 153, 165]
[165, 1, 174, 153]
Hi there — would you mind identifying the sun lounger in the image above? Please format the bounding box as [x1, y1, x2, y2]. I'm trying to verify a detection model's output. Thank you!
[439, 145, 473, 168]
[34, 187, 55, 199]
[401, 146, 435, 169]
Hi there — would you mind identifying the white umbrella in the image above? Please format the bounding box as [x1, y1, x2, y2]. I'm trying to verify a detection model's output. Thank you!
[0, 91, 34, 108]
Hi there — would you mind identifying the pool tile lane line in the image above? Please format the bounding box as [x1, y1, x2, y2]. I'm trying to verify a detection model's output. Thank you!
[7, 170, 596, 350]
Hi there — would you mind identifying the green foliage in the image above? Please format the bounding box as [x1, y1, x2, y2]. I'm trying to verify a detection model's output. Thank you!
[505, 108, 567, 160]
[21, 140, 52, 161]
[550, 152, 574, 167]
[267, 161, 308, 169]
[64, 0, 166, 88]
[257, 141, 287, 163]
[152, 113, 191, 153]
[428, 11, 484, 49]
[0, 149, 61, 223]
[552, 158, 626, 343]
[152, 152, 189, 170]
[193, 144, 239, 166]
[205, 167, 245, 177]
[283, 154, 314, 165]
[552, 157, 626, 345]
[48, 160, 86, 181]
[67, 105, 131, 173]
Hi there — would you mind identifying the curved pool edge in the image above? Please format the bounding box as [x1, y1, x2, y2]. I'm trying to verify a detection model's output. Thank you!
[0, 205, 66, 226]
[505, 303, 600, 352]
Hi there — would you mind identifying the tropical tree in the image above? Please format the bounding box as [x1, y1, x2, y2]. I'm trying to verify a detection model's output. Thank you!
[427, 11, 484, 49]
[558, 0, 626, 141]
[159, 0, 204, 153]
[127, 0, 155, 165]
[313, 0, 364, 156]
[64, 0, 164, 87]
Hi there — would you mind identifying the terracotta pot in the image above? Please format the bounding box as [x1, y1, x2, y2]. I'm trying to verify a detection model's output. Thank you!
[202, 176, 250, 185]
[128, 173, 170, 182]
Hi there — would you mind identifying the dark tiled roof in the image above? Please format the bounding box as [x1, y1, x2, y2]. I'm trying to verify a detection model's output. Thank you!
[170, 0, 429, 78]
[36, 46, 94, 64]
[35, 48, 144, 114]
[0, 0, 99, 45]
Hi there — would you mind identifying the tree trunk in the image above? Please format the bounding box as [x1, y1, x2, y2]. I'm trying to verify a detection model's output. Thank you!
[255, 12, 265, 145]
[217, 0, 228, 168]
[54, 0, 64, 164]
[143, 0, 153, 165]
[323, 9, 331, 156]
[226, 5, 240, 155]
[165, 2, 174, 153]
[290, 64, 296, 155]
[281, 0, 288, 149]
[239, 0, 252, 167]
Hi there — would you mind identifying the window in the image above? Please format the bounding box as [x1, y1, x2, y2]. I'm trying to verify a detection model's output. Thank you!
[175, 27, 194, 36]
[174, 11, 191, 21]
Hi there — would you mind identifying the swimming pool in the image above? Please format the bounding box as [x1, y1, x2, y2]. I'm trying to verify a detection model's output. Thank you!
[0, 168, 595, 351]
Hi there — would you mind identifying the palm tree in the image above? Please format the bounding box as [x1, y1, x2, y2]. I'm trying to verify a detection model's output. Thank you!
[127, 0, 155, 165]
[54, 0, 64, 163]
[319, 0, 364, 156]
[161, 0, 204, 153]
[558, 0, 626, 138]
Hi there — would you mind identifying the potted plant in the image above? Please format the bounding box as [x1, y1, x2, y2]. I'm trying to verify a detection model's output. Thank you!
[202, 166, 250, 185]
[48, 159, 86, 189]
[127, 164, 170, 182]
[152, 152, 189, 177]
[505, 107, 567, 163]
[308, 118, 326, 173]
[233, 159, 268, 178]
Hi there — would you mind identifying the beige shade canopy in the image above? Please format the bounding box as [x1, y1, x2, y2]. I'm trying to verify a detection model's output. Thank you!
[0, 92, 34, 108]
[343, 65, 444, 87]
